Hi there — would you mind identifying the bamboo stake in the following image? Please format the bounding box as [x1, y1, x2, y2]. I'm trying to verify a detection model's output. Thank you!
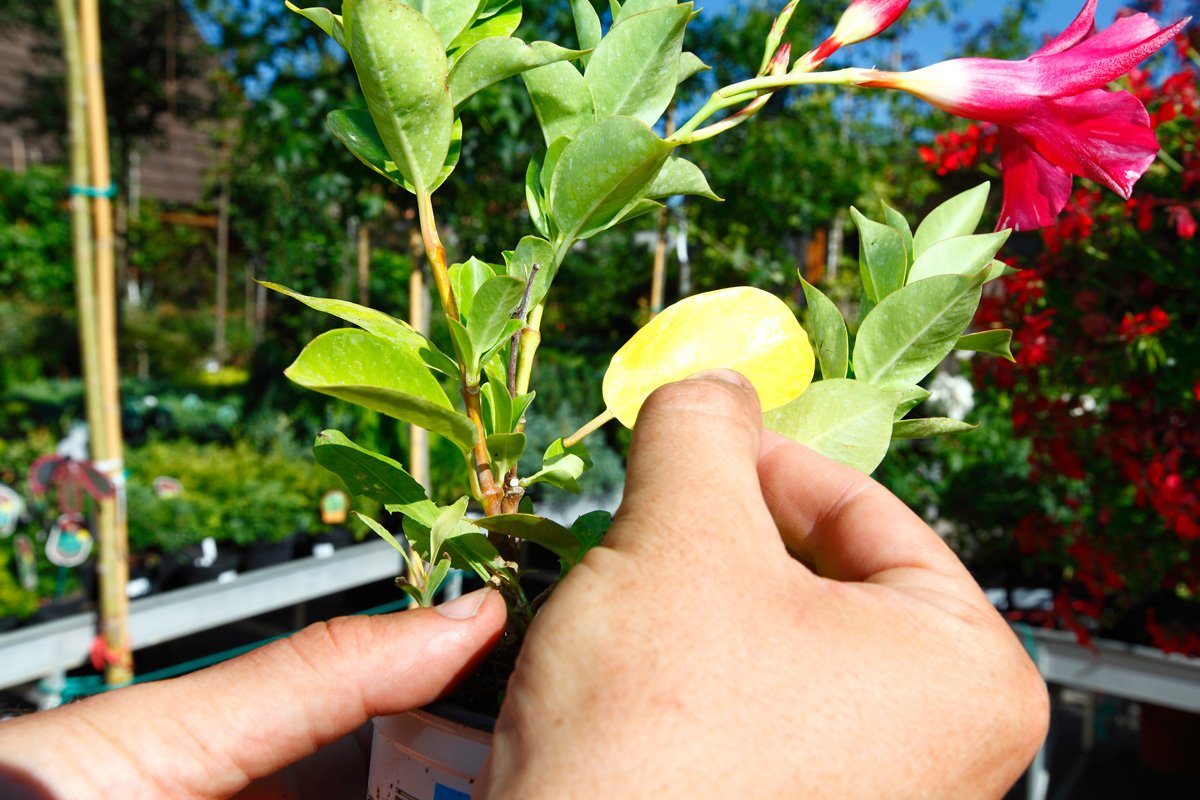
[407, 227, 430, 490]
[649, 104, 676, 318]
[358, 221, 371, 307]
[79, 0, 133, 685]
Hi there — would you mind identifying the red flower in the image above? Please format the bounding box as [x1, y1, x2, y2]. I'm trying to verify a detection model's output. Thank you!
[1168, 205, 1197, 239]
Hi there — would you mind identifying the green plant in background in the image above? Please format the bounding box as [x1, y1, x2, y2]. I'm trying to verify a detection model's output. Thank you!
[266, 0, 1038, 619]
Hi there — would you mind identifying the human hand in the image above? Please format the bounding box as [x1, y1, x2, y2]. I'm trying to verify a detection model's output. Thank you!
[478, 370, 1049, 799]
[0, 590, 506, 800]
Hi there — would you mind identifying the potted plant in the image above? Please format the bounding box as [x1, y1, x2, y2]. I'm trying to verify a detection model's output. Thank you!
[268, 0, 1183, 795]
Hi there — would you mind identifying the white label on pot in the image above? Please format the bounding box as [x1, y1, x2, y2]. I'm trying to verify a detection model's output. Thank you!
[126, 577, 152, 599]
[217, 569, 238, 584]
[313, 543, 336, 559]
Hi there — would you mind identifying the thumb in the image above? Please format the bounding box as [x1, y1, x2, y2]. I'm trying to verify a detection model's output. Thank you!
[0, 588, 506, 800]
[607, 370, 778, 564]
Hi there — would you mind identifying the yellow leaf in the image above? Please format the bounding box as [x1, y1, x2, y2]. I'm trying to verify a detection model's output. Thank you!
[603, 287, 814, 427]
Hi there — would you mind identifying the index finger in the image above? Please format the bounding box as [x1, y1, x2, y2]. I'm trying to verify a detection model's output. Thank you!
[757, 431, 976, 590]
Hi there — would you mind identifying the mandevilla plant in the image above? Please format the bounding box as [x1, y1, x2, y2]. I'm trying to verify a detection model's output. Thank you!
[270, 0, 1183, 620]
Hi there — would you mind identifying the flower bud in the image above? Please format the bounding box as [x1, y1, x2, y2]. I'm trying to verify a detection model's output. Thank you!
[830, 0, 910, 47]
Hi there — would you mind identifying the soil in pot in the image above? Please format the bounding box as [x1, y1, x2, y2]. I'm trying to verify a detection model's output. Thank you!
[241, 533, 299, 571]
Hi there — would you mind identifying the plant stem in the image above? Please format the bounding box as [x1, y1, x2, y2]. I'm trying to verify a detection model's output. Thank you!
[415, 191, 504, 517]
[564, 408, 615, 448]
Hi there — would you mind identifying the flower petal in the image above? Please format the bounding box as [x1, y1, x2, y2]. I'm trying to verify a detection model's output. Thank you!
[1031, 0, 1096, 58]
[1016, 89, 1160, 198]
[997, 128, 1073, 231]
[1034, 14, 1190, 98]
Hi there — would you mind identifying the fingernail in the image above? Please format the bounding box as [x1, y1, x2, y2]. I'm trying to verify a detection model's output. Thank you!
[435, 587, 493, 620]
[689, 368, 752, 390]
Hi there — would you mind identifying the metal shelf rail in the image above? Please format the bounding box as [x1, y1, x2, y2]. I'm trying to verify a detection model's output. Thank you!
[0, 540, 403, 692]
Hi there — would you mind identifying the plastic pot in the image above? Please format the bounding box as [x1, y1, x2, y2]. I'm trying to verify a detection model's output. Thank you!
[368, 704, 493, 799]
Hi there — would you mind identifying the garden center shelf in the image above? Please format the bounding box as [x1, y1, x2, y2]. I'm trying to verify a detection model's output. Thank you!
[0, 539, 403, 692]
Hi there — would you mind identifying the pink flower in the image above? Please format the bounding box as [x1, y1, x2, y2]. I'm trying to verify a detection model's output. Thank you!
[857, 0, 1189, 231]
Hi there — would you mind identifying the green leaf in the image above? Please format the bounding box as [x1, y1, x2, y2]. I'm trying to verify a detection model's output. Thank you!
[907, 231, 1010, 285]
[402, 516, 498, 577]
[615, 0, 678, 24]
[475, 513, 581, 562]
[449, 257, 498, 322]
[890, 383, 931, 420]
[481, 319, 524, 367]
[957, 329, 1015, 361]
[286, 2, 347, 49]
[892, 417, 978, 440]
[314, 429, 434, 523]
[512, 391, 535, 427]
[800, 277, 849, 380]
[356, 512, 414, 565]
[525, 155, 551, 238]
[522, 61, 596, 149]
[430, 496, 470, 561]
[480, 376, 511, 435]
[549, 116, 674, 244]
[677, 51, 709, 84]
[261, 280, 458, 378]
[881, 199, 913, 269]
[570, 0, 602, 65]
[852, 272, 985, 388]
[326, 110, 463, 194]
[540, 136, 570, 199]
[912, 182, 990, 260]
[450, 38, 587, 109]
[486, 432, 526, 476]
[507, 236, 558, 311]
[522, 437, 592, 493]
[425, 557, 453, 604]
[584, 3, 691, 125]
[403, 0, 486, 49]
[447, 317, 477, 378]
[646, 157, 721, 202]
[448, 0, 521, 52]
[764, 379, 899, 474]
[570, 510, 611, 553]
[344, 0, 453, 195]
[851, 207, 906, 304]
[286, 329, 476, 451]
[468, 276, 526, 355]
[986, 260, 1019, 281]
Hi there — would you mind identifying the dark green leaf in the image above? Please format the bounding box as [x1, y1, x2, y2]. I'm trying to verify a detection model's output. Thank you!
[468, 277, 524, 350]
[314, 429, 434, 522]
[570, 510, 611, 553]
[486, 432, 526, 476]
[507, 236, 557, 311]
[800, 277, 848, 380]
[475, 513, 580, 562]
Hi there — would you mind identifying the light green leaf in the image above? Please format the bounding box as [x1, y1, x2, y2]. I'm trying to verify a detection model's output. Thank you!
[851, 207, 906, 304]
[430, 496, 470, 562]
[677, 51, 709, 84]
[540, 136, 570, 199]
[403, 0, 486, 49]
[549, 116, 674, 244]
[468, 276, 526, 355]
[425, 557, 453, 604]
[507, 236, 557, 311]
[764, 379, 899, 474]
[449, 257, 498, 322]
[800, 277, 849, 380]
[448, 0, 521, 52]
[326, 109, 462, 194]
[261, 280, 458, 378]
[286, 2, 347, 49]
[522, 61, 596, 148]
[475, 513, 581, 562]
[615, 0, 677, 24]
[344, 0, 453, 195]
[585, 3, 691, 125]
[401, 515, 498, 577]
[957, 329, 1015, 361]
[447, 317, 477, 377]
[522, 438, 592, 493]
[480, 319, 524, 366]
[892, 417, 978, 440]
[571, 0, 602, 65]
[986, 260, 1019, 281]
[525, 155, 551, 238]
[313, 429, 434, 524]
[890, 383, 932, 420]
[286, 329, 476, 451]
[907, 231, 1010, 285]
[356, 512, 413, 565]
[912, 182, 990, 259]
[881, 199, 913, 269]
[450, 38, 587, 108]
[646, 157, 721, 202]
[486, 432, 526, 476]
[853, 272, 985, 388]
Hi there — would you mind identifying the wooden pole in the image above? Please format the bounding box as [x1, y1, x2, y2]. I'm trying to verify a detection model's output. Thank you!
[79, 0, 133, 685]
[358, 222, 371, 308]
[649, 103, 676, 318]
